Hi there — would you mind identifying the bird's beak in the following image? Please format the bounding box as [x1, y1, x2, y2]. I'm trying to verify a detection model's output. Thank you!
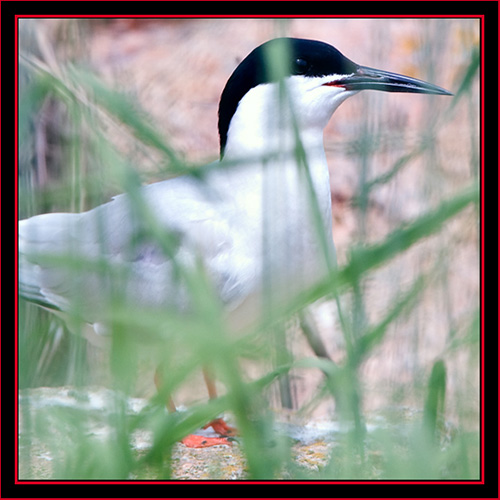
[335, 65, 453, 96]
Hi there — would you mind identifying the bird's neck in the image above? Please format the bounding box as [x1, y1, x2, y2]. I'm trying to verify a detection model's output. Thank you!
[221, 84, 328, 162]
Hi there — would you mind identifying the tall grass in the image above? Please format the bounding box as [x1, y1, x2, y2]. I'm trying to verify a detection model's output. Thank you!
[17, 19, 480, 480]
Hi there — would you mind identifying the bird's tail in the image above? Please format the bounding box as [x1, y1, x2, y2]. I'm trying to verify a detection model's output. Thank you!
[18, 212, 81, 311]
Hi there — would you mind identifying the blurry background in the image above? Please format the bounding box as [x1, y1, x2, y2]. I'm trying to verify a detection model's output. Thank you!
[18, 17, 480, 480]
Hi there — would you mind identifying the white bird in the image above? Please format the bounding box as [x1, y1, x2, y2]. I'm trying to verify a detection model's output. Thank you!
[18, 37, 452, 447]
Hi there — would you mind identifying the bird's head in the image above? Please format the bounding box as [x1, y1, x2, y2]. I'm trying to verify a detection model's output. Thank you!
[218, 37, 452, 160]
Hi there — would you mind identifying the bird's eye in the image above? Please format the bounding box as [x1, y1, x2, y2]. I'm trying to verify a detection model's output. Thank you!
[293, 58, 309, 74]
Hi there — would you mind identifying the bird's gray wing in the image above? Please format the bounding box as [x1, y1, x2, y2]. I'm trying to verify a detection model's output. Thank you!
[18, 175, 258, 323]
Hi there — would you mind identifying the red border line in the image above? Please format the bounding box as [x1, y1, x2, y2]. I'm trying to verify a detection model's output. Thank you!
[14, 13, 485, 487]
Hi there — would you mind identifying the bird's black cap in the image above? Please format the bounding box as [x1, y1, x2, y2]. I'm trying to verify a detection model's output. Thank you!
[218, 38, 357, 158]
[217, 37, 452, 159]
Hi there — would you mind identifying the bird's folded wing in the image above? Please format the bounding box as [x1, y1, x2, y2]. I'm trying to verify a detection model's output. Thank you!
[18, 175, 258, 321]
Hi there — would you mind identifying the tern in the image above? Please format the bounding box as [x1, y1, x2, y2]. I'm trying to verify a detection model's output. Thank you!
[18, 37, 452, 447]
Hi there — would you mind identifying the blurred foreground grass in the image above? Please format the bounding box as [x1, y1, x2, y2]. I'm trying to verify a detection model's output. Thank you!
[18, 19, 480, 480]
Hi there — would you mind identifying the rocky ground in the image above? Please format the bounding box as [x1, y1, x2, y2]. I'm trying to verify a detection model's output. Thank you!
[19, 386, 429, 480]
